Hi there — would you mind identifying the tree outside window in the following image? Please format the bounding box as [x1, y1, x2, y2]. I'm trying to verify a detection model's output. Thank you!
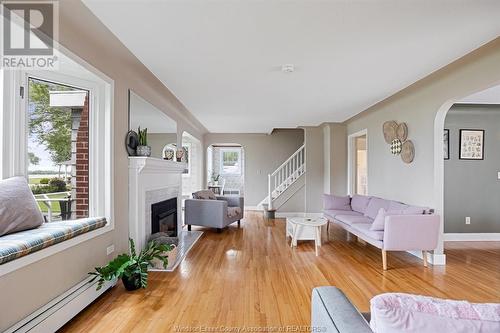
[220, 148, 241, 175]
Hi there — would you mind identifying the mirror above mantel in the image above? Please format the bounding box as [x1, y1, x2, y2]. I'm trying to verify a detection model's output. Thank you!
[128, 90, 177, 159]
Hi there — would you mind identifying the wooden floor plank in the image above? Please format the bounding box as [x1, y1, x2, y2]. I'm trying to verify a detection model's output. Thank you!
[60, 211, 500, 332]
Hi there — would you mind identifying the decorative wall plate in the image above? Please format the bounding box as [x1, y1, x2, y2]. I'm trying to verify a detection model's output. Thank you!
[390, 139, 402, 155]
[401, 140, 415, 164]
[125, 130, 139, 156]
[397, 122, 408, 142]
[382, 120, 415, 164]
[383, 121, 398, 144]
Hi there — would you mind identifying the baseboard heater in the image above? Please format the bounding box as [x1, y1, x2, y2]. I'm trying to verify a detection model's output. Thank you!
[4, 277, 116, 333]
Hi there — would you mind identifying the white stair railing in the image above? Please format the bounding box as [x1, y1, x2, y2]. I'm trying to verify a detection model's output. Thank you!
[267, 144, 305, 210]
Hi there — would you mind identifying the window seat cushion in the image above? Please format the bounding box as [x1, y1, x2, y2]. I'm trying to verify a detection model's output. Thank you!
[0, 217, 107, 265]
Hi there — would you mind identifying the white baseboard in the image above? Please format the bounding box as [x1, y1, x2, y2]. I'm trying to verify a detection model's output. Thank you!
[275, 212, 323, 218]
[5, 276, 115, 333]
[407, 250, 446, 265]
[443, 233, 500, 241]
[245, 206, 261, 211]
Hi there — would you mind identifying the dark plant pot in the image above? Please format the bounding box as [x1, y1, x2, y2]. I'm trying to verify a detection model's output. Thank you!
[122, 273, 142, 291]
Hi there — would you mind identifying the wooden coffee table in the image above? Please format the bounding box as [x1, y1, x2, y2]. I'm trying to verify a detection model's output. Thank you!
[286, 217, 328, 256]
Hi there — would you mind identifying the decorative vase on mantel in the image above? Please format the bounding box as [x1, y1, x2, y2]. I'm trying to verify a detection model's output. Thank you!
[136, 145, 151, 157]
[176, 148, 184, 162]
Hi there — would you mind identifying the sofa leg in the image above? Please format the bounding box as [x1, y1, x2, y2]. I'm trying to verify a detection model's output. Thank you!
[216, 228, 222, 233]
[382, 250, 388, 271]
[422, 250, 428, 267]
[237, 220, 241, 227]
[187, 225, 191, 231]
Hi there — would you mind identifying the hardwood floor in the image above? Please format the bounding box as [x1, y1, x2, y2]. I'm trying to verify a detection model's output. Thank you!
[60, 211, 500, 332]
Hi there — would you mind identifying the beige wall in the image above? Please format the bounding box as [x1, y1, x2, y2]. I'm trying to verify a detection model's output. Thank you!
[345, 38, 500, 208]
[303, 127, 325, 213]
[204, 130, 304, 206]
[0, 1, 207, 330]
[322, 123, 347, 196]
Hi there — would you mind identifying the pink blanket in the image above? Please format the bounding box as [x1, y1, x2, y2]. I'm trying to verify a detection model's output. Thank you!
[370, 293, 500, 333]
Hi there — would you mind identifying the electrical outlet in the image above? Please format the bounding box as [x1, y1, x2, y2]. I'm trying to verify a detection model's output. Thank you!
[106, 245, 115, 255]
[465, 217, 471, 225]
[497, 171, 500, 180]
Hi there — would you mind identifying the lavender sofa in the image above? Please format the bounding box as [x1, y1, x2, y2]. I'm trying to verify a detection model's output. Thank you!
[323, 194, 440, 270]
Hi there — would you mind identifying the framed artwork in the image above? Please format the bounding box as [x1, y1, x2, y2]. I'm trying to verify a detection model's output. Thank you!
[459, 129, 484, 160]
[444, 129, 449, 160]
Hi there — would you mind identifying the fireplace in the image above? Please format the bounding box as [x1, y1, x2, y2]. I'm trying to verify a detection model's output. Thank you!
[151, 198, 178, 237]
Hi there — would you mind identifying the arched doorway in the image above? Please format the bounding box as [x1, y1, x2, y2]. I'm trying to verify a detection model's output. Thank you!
[433, 82, 500, 256]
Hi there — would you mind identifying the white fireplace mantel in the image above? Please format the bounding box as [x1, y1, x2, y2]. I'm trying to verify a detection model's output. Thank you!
[128, 157, 187, 250]
[129, 157, 187, 174]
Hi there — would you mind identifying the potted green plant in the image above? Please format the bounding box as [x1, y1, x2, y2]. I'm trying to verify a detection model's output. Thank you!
[89, 238, 172, 291]
[136, 127, 151, 157]
[211, 172, 220, 185]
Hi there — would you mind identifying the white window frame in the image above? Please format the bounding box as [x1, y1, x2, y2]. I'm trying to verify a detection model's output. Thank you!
[0, 43, 114, 277]
[219, 148, 241, 175]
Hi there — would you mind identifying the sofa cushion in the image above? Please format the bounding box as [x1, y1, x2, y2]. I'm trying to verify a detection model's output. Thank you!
[0, 176, 44, 236]
[404, 205, 426, 214]
[324, 209, 362, 220]
[351, 195, 371, 214]
[227, 207, 242, 218]
[192, 190, 216, 200]
[0, 217, 107, 265]
[370, 293, 500, 333]
[364, 197, 391, 220]
[370, 206, 428, 231]
[351, 223, 384, 241]
[370, 208, 387, 231]
[335, 215, 373, 226]
[388, 200, 408, 211]
[323, 194, 351, 211]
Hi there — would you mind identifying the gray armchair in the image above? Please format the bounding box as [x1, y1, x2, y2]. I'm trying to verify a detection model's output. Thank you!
[311, 287, 371, 333]
[185, 194, 244, 232]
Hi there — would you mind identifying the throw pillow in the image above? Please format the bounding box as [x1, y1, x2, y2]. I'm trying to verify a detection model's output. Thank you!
[364, 197, 390, 219]
[370, 207, 427, 231]
[323, 194, 351, 211]
[370, 208, 387, 231]
[351, 195, 371, 214]
[0, 176, 44, 236]
[192, 190, 216, 200]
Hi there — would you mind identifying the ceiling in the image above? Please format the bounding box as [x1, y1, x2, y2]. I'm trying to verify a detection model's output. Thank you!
[84, 0, 500, 133]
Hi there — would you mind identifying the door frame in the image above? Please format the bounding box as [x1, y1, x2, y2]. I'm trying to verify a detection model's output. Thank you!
[347, 129, 368, 196]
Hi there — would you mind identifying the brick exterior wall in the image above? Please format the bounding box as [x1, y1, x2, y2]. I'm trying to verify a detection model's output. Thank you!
[74, 95, 89, 218]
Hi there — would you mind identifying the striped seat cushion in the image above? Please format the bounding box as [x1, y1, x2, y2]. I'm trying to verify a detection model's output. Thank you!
[0, 217, 107, 265]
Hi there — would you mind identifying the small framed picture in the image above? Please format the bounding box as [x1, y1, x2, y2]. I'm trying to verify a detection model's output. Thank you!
[459, 129, 484, 160]
[444, 129, 449, 160]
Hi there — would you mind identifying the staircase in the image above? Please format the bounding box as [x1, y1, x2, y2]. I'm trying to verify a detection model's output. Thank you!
[259, 144, 306, 211]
